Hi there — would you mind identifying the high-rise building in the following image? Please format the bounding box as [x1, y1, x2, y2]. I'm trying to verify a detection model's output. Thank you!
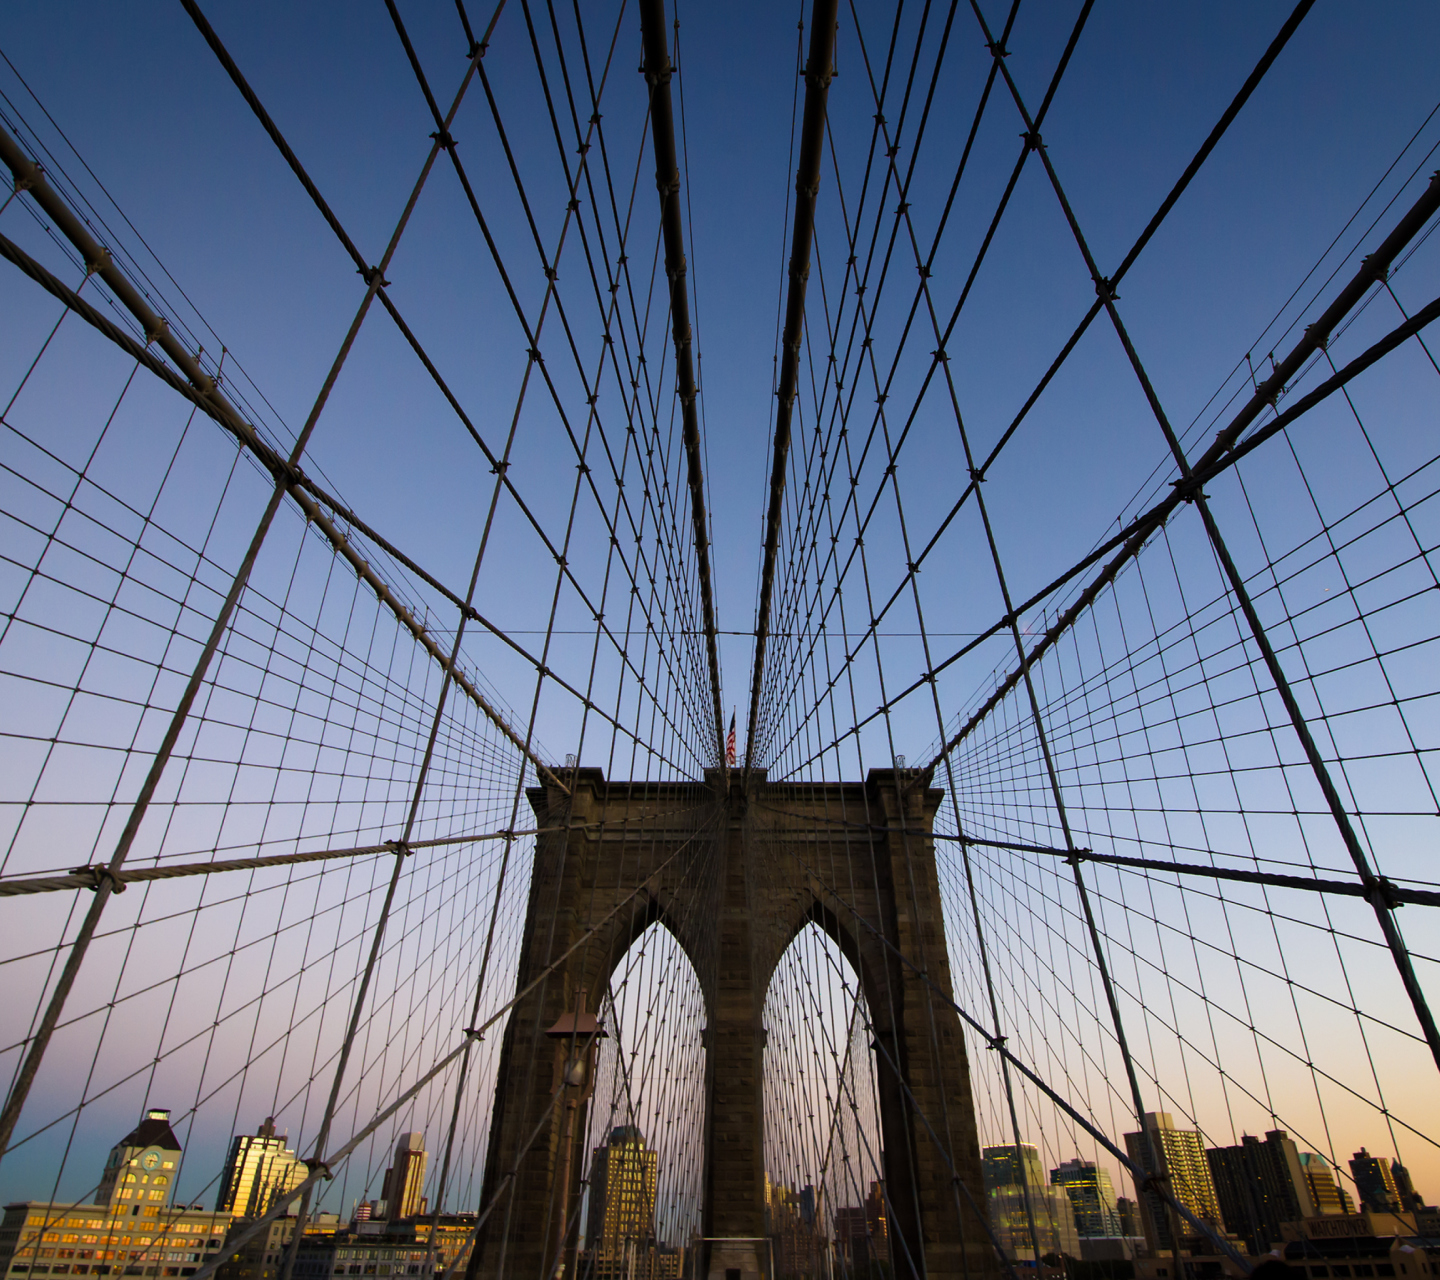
[834, 1180, 888, 1270]
[982, 1144, 1080, 1262]
[380, 1134, 427, 1220]
[833, 1205, 869, 1268]
[1122, 1113, 1222, 1254]
[97, 1108, 184, 1214]
[1205, 1130, 1314, 1253]
[1350, 1149, 1402, 1214]
[585, 1126, 658, 1271]
[863, 1182, 888, 1266]
[217, 1118, 307, 1218]
[1298, 1152, 1355, 1216]
[1050, 1159, 1122, 1237]
[1391, 1163, 1425, 1212]
[1116, 1197, 1139, 1238]
[984, 1145, 1045, 1193]
[766, 1181, 823, 1277]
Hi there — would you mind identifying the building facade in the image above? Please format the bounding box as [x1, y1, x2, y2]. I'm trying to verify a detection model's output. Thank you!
[766, 1182, 822, 1279]
[1050, 1160, 1122, 1238]
[1123, 1113, 1222, 1255]
[833, 1181, 888, 1273]
[96, 1111, 184, 1215]
[1205, 1130, 1314, 1254]
[380, 1138, 427, 1223]
[982, 1145, 1080, 1262]
[216, 1120, 307, 1220]
[1350, 1151, 1402, 1214]
[214, 1214, 344, 1280]
[288, 1217, 474, 1280]
[1298, 1153, 1356, 1217]
[0, 1109, 229, 1280]
[585, 1127, 658, 1270]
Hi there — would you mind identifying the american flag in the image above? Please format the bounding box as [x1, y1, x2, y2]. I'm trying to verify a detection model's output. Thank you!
[726, 711, 737, 767]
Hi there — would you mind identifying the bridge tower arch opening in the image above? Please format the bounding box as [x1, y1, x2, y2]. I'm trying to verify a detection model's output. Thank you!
[582, 921, 707, 1271]
[761, 920, 885, 1278]
[469, 769, 996, 1280]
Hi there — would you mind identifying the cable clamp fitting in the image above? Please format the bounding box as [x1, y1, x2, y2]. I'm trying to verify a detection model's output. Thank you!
[304, 1159, 334, 1181]
[359, 266, 391, 289]
[463, 1027, 486, 1043]
[1095, 276, 1118, 302]
[72, 864, 127, 894]
[385, 840, 411, 858]
[1021, 128, 1043, 152]
[429, 129, 457, 153]
[1368, 878, 1401, 911]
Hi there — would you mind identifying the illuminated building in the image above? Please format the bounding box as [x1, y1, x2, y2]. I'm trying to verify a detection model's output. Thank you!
[0, 1110, 229, 1279]
[287, 1215, 475, 1280]
[982, 1145, 1080, 1261]
[766, 1181, 822, 1277]
[1051, 1160, 1123, 1238]
[585, 1128, 658, 1278]
[97, 1110, 183, 1214]
[216, 1120, 307, 1219]
[1122, 1113, 1222, 1254]
[214, 1214, 342, 1280]
[1298, 1153, 1356, 1217]
[380, 1136, 427, 1222]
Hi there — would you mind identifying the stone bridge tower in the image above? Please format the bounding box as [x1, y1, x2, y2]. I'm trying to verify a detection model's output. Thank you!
[467, 768, 995, 1280]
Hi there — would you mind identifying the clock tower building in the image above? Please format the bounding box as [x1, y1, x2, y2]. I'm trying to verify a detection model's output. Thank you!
[97, 1108, 184, 1215]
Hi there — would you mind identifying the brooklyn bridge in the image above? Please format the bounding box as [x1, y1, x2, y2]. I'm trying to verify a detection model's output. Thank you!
[0, 4, 1437, 1280]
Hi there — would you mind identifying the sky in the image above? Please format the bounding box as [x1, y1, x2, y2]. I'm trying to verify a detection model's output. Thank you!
[2, 0, 1439, 1230]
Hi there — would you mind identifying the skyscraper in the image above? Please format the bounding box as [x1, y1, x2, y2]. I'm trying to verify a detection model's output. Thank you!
[1050, 1159, 1122, 1237]
[982, 1144, 1080, 1262]
[1123, 1113, 1222, 1254]
[1298, 1152, 1355, 1216]
[984, 1145, 1045, 1193]
[1391, 1163, 1425, 1212]
[381, 1133, 428, 1220]
[1205, 1131, 1314, 1253]
[586, 1126, 659, 1267]
[217, 1117, 307, 1218]
[1349, 1149, 1401, 1214]
[97, 1108, 183, 1213]
[1116, 1198, 1139, 1238]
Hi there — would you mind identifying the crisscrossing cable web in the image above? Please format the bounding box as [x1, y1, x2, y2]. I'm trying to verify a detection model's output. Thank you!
[1, 4, 1438, 1280]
